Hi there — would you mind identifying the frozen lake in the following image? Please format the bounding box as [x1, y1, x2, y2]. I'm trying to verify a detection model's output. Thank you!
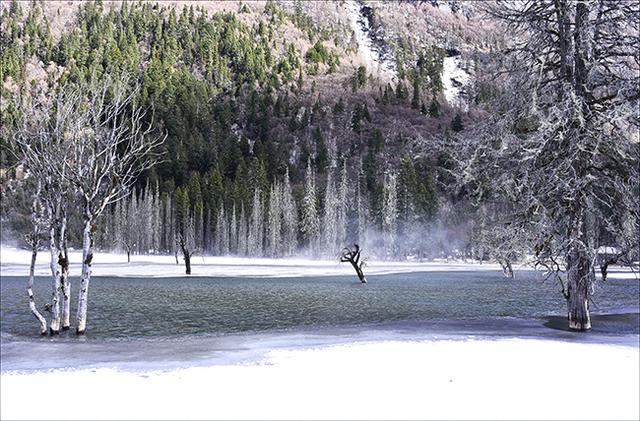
[1, 271, 638, 371]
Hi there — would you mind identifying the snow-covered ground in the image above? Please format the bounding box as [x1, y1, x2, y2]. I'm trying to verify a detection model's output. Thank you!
[0, 245, 509, 278]
[442, 55, 471, 111]
[345, 0, 396, 82]
[2, 337, 638, 420]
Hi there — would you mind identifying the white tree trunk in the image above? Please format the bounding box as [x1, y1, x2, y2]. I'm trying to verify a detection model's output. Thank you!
[76, 220, 94, 334]
[27, 247, 47, 335]
[60, 217, 71, 330]
[48, 224, 61, 335]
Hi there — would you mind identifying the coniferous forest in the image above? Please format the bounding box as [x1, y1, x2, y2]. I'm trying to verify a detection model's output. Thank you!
[1, 0, 454, 260]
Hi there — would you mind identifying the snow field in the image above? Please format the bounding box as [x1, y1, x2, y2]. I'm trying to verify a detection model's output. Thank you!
[1, 338, 638, 420]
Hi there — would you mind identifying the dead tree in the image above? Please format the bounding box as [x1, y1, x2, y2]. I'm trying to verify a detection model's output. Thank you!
[340, 244, 367, 283]
[25, 183, 48, 335]
[61, 74, 165, 334]
[429, 1, 640, 331]
[14, 84, 75, 334]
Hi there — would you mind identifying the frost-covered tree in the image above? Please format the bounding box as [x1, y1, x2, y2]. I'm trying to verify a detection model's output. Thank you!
[29, 75, 164, 334]
[248, 188, 264, 256]
[237, 203, 248, 256]
[215, 202, 229, 255]
[264, 182, 280, 257]
[281, 168, 298, 256]
[336, 160, 349, 249]
[449, 1, 640, 330]
[301, 157, 320, 256]
[14, 84, 74, 334]
[25, 183, 48, 334]
[322, 169, 338, 257]
[229, 203, 238, 254]
[356, 158, 369, 248]
[382, 172, 398, 259]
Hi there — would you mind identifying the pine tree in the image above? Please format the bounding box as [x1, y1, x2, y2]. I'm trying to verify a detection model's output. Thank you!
[336, 159, 349, 248]
[237, 203, 248, 256]
[382, 172, 398, 259]
[248, 187, 264, 256]
[266, 181, 282, 257]
[300, 157, 320, 256]
[281, 167, 298, 256]
[322, 169, 338, 257]
[356, 158, 369, 248]
[229, 203, 238, 254]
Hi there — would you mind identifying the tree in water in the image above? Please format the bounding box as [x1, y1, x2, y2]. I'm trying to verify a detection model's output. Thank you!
[445, 1, 639, 330]
[63, 75, 165, 334]
[340, 244, 367, 283]
[25, 182, 48, 335]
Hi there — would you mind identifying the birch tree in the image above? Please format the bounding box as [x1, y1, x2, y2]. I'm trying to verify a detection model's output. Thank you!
[62, 75, 165, 334]
[25, 182, 48, 335]
[446, 1, 640, 330]
[14, 84, 75, 334]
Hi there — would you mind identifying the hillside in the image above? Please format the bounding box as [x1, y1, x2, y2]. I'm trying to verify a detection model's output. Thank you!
[0, 0, 502, 259]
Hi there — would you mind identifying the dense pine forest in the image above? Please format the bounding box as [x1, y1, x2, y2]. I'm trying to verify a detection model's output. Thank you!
[1, 0, 479, 260]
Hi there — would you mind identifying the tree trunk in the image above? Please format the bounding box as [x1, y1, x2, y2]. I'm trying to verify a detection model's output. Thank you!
[127, 249, 130, 263]
[76, 220, 95, 335]
[59, 216, 70, 330]
[48, 225, 61, 335]
[352, 261, 367, 283]
[566, 243, 592, 331]
[27, 247, 47, 335]
[181, 245, 191, 275]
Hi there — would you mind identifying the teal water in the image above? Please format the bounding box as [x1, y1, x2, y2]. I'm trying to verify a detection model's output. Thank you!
[1, 271, 638, 371]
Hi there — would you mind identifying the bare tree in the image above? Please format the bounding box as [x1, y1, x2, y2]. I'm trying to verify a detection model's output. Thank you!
[25, 182, 48, 335]
[14, 85, 77, 334]
[60, 75, 165, 334]
[340, 244, 367, 283]
[441, 1, 639, 330]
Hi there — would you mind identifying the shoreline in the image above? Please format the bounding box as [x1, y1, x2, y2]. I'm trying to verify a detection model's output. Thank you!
[3, 245, 637, 280]
[1, 336, 638, 420]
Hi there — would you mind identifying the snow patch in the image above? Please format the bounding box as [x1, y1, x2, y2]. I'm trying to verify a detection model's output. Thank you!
[442, 54, 471, 110]
[345, 0, 396, 82]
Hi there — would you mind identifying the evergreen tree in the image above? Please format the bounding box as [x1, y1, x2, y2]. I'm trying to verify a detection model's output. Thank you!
[266, 181, 282, 257]
[322, 169, 337, 257]
[451, 114, 464, 132]
[281, 167, 298, 256]
[382, 172, 398, 259]
[300, 157, 320, 256]
[237, 203, 248, 256]
[336, 160, 349, 248]
[248, 187, 264, 256]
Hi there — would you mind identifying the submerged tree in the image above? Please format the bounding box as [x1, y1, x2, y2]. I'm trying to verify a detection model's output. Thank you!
[25, 183, 48, 335]
[447, 1, 640, 330]
[340, 244, 367, 283]
[63, 75, 165, 334]
[14, 84, 74, 334]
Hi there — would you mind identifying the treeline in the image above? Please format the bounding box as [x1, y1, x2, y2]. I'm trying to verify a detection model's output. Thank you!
[96, 155, 441, 260]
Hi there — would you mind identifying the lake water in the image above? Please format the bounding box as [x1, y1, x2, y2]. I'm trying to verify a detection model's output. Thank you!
[1, 271, 638, 371]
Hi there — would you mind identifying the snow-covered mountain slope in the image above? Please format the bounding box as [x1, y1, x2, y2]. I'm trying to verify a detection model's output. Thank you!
[443, 53, 472, 110]
[345, 0, 396, 82]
